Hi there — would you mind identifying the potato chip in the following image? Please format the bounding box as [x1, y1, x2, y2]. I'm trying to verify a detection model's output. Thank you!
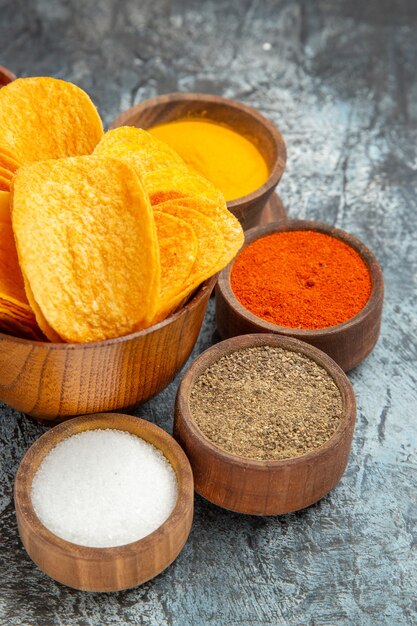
[157, 195, 244, 271]
[0, 177, 10, 192]
[12, 156, 160, 343]
[0, 220, 31, 307]
[0, 220, 39, 338]
[94, 126, 186, 177]
[143, 166, 226, 208]
[0, 151, 20, 173]
[153, 204, 225, 321]
[0, 165, 13, 180]
[0, 192, 10, 222]
[0, 300, 33, 323]
[0, 310, 41, 340]
[153, 211, 198, 316]
[22, 274, 62, 342]
[159, 204, 224, 285]
[0, 297, 41, 336]
[0, 77, 103, 166]
[0, 145, 23, 162]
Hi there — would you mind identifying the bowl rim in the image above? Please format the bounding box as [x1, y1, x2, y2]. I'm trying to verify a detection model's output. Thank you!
[14, 413, 194, 561]
[217, 219, 384, 337]
[176, 333, 356, 469]
[0, 274, 217, 349]
[109, 91, 287, 207]
[0, 65, 16, 86]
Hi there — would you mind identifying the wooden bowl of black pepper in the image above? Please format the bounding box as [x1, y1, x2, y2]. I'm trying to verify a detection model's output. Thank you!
[216, 220, 384, 372]
[174, 333, 356, 516]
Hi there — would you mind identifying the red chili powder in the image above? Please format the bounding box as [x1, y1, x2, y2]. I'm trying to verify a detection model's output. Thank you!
[230, 230, 372, 329]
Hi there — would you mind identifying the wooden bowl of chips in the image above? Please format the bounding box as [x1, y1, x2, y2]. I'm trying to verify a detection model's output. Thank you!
[216, 220, 384, 372]
[110, 93, 287, 230]
[15, 413, 194, 591]
[0, 275, 216, 421]
[0, 77, 244, 421]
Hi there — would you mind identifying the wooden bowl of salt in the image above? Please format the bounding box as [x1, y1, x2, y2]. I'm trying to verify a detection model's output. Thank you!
[14, 413, 194, 592]
[216, 220, 384, 372]
[110, 92, 287, 230]
[174, 334, 356, 516]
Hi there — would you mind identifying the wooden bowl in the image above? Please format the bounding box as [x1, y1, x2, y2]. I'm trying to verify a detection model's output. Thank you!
[14, 413, 194, 591]
[174, 334, 356, 515]
[110, 92, 287, 230]
[0, 276, 216, 421]
[216, 220, 384, 371]
[0, 65, 16, 87]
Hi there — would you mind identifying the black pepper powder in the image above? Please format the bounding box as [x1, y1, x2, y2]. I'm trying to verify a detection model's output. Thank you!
[189, 346, 343, 461]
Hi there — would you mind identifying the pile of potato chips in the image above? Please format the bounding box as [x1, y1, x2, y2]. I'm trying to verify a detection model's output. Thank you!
[0, 77, 244, 343]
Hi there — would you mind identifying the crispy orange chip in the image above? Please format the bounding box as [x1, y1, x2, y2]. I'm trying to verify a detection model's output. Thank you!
[95, 128, 225, 207]
[143, 166, 226, 208]
[0, 165, 13, 180]
[0, 220, 39, 338]
[0, 310, 41, 340]
[22, 276, 62, 342]
[153, 204, 225, 321]
[94, 127, 186, 177]
[157, 195, 244, 271]
[12, 156, 160, 343]
[0, 177, 10, 192]
[160, 204, 224, 285]
[0, 77, 103, 167]
[153, 211, 198, 317]
[0, 151, 20, 173]
[0, 220, 32, 307]
[0, 192, 10, 223]
[0, 145, 23, 162]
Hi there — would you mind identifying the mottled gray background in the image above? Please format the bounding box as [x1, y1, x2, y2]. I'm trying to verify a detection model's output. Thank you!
[0, 0, 416, 624]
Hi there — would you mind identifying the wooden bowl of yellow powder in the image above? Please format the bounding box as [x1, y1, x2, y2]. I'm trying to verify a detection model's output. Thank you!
[110, 93, 287, 230]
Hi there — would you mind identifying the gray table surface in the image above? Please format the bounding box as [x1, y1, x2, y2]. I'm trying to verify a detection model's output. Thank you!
[1, 1, 416, 624]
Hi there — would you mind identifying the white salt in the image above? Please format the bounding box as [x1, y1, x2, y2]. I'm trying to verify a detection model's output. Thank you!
[31, 429, 178, 548]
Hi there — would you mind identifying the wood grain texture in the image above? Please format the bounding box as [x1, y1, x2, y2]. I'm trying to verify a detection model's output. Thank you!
[1, 1, 416, 624]
[0, 65, 15, 87]
[174, 333, 356, 515]
[257, 192, 287, 225]
[0, 277, 216, 421]
[14, 413, 194, 591]
[110, 93, 287, 230]
[216, 220, 384, 371]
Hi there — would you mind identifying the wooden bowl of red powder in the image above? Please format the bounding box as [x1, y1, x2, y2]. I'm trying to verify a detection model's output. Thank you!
[216, 220, 384, 371]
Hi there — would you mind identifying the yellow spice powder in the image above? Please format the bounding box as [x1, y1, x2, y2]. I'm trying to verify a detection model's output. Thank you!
[149, 118, 269, 201]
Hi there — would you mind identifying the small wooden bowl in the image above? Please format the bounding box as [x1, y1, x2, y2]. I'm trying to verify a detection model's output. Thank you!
[0, 65, 16, 87]
[110, 92, 287, 230]
[216, 220, 384, 371]
[0, 276, 216, 421]
[174, 334, 356, 515]
[14, 413, 194, 591]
